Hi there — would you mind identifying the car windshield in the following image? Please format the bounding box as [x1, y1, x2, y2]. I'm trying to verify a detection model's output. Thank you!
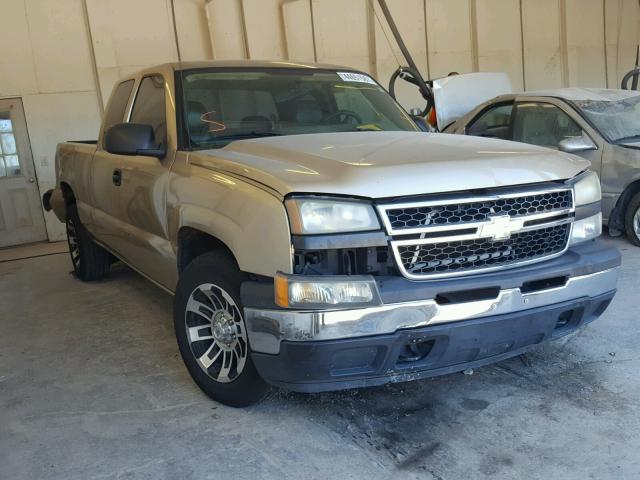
[574, 93, 640, 144]
[180, 68, 417, 149]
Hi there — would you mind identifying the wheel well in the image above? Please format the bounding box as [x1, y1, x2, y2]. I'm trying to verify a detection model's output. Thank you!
[60, 182, 76, 205]
[177, 227, 237, 273]
[610, 180, 640, 231]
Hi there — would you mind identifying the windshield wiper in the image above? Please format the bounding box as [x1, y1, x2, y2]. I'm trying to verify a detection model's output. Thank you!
[352, 125, 383, 132]
[211, 131, 284, 141]
[614, 134, 640, 144]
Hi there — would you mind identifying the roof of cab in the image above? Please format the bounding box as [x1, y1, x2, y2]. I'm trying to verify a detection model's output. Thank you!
[164, 60, 357, 72]
[521, 87, 639, 101]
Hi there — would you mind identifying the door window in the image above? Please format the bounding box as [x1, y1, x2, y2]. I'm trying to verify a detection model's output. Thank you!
[0, 117, 20, 176]
[467, 103, 513, 140]
[103, 80, 134, 133]
[512, 102, 583, 148]
[130, 75, 167, 147]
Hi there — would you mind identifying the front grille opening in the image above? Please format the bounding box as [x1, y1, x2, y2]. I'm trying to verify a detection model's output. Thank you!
[397, 223, 571, 277]
[397, 339, 435, 364]
[521, 275, 568, 294]
[435, 287, 500, 305]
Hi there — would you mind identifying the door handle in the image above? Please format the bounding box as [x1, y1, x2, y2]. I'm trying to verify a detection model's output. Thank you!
[112, 168, 122, 186]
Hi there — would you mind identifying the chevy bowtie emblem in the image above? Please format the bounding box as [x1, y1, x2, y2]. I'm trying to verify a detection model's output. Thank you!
[479, 215, 525, 241]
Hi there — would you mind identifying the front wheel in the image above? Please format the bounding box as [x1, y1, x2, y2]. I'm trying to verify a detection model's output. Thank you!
[624, 192, 640, 246]
[173, 251, 269, 407]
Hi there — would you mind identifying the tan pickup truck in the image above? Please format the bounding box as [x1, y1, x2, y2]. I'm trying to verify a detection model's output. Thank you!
[45, 61, 620, 406]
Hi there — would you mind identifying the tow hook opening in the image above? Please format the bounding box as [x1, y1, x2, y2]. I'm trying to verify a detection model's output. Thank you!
[397, 338, 435, 364]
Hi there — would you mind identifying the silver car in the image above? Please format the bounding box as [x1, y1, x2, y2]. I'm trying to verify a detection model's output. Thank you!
[445, 88, 640, 245]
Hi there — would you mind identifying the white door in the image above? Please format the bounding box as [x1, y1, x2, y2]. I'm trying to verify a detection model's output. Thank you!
[0, 98, 47, 247]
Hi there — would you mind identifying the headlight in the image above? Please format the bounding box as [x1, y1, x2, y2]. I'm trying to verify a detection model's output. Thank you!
[570, 213, 602, 245]
[572, 170, 601, 206]
[274, 273, 381, 309]
[285, 197, 380, 234]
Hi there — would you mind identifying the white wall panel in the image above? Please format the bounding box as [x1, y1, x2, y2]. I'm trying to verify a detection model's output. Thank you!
[312, 0, 372, 73]
[373, 0, 428, 110]
[206, 0, 247, 59]
[23, 91, 102, 240]
[605, 0, 640, 88]
[425, 0, 473, 78]
[174, 0, 213, 60]
[566, 0, 606, 87]
[25, 0, 95, 94]
[243, 0, 286, 59]
[86, 0, 179, 104]
[521, 0, 563, 90]
[0, 0, 38, 96]
[282, 0, 316, 62]
[476, 0, 524, 91]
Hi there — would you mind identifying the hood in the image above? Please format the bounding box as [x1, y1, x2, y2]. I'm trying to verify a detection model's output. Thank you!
[190, 132, 590, 199]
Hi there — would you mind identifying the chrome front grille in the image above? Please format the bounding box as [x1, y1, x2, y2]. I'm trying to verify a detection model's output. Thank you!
[385, 190, 572, 232]
[378, 186, 575, 280]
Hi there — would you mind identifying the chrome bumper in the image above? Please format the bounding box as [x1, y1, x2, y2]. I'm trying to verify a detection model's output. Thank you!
[244, 268, 618, 354]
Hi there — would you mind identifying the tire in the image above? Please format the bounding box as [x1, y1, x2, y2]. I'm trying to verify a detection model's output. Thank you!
[66, 204, 111, 280]
[624, 192, 640, 247]
[173, 251, 269, 407]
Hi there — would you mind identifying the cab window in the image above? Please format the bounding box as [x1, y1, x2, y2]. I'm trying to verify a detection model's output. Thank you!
[512, 102, 582, 148]
[467, 103, 513, 140]
[130, 75, 167, 147]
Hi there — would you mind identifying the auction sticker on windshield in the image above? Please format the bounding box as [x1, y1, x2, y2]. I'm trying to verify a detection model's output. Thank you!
[337, 72, 377, 85]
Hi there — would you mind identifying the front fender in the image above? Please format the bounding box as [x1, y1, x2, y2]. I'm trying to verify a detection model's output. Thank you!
[169, 174, 293, 278]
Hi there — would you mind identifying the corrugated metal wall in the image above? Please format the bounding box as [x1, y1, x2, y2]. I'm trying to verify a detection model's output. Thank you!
[210, 0, 640, 108]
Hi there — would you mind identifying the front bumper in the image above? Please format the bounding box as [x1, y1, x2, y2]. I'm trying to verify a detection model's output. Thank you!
[252, 291, 615, 392]
[244, 239, 620, 392]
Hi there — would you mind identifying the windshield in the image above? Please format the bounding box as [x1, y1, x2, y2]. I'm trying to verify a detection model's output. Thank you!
[180, 68, 417, 149]
[574, 93, 640, 143]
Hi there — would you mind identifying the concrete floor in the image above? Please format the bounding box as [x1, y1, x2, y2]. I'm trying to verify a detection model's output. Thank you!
[1, 236, 639, 480]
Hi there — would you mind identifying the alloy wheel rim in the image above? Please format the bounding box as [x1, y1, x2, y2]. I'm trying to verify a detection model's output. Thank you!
[634, 209, 640, 238]
[184, 283, 247, 383]
[66, 218, 80, 270]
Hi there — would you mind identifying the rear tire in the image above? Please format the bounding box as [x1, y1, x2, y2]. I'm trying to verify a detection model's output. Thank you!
[65, 204, 111, 280]
[624, 192, 640, 247]
[173, 251, 269, 407]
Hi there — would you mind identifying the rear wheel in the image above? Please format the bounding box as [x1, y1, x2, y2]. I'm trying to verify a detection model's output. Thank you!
[624, 192, 640, 246]
[173, 251, 269, 407]
[66, 204, 111, 280]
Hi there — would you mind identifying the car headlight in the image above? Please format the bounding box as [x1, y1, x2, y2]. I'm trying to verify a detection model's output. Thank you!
[570, 213, 602, 246]
[274, 272, 381, 309]
[569, 171, 602, 245]
[572, 170, 601, 206]
[285, 197, 380, 234]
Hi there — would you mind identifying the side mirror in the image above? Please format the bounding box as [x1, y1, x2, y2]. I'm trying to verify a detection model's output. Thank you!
[558, 134, 597, 154]
[104, 123, 165, 157]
